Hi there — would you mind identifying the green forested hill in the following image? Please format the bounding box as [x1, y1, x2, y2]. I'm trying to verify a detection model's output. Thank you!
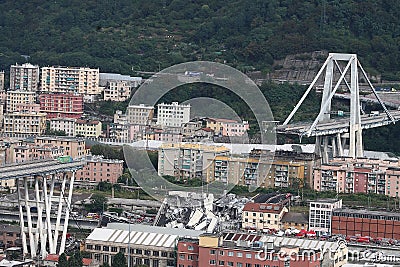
[1, 0, 400, 77]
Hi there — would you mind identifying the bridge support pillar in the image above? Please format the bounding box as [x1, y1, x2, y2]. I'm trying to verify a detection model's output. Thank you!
[17, 170, 77, 259]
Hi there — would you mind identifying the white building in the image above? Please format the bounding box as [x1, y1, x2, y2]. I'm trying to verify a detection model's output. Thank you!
[309, 199, 342, 235]
[49, 118, 76, 136]
[40, 66, 101, 101]
[10, 63, 40, 91]
[157, 102, 190, 127]
[85, 223, 203, 267]
[126, 104, 154, 125]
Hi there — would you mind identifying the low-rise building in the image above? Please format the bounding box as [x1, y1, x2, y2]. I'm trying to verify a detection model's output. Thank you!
[49, 118, 76, 136]
[0, 224, 21, 249]
[100, 73, 142, 102]
[75, 119, 102, 138]
[75, 155, 123, 183]
[309, 199, 342, 235]
[332, 208, 400, 240]
[178, 232, 346, 267]
[84, 223, 203, 266]
[39, 93, 83, 119]
[3, 111, 46, 135]
[242, 202, 288, 231]
[205, 118, 249, 137]
[281, 212, 309, 230]
[43, 254, 99, 267]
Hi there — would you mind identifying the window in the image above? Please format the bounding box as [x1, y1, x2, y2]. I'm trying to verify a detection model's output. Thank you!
[228, 251, 234, 257]
[210, 250, 216, 255]
[161, 252, 168, 257]
[246, 253, 252, 259]
[153, 251, 159, 257]
[188, 245, 194, 250]
[228, 262, 234, 266]
[219, 260, 225, 265]
[86, 244, 93, 250]
[111, 247, 117, 252]
[94, 245, 101, 251]
[237, 252, 243, 257]
[179, 254, 185, 260]
[237, 263, 243, 267]
[220, 251, 224, 256]
[210, 260, 216, 265]
[246, 264, 252, 267]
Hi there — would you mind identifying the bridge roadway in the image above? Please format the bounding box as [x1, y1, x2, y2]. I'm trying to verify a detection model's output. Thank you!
[0, 209, 98, 230]
[0, 159, 85, 180]
[276, 110, 400, 137]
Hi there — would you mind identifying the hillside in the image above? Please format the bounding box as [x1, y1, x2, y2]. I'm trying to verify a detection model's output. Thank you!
[1, 1, 400, 79]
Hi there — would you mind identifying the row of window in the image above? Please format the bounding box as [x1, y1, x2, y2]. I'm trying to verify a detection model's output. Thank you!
[87, 244, 173, 258]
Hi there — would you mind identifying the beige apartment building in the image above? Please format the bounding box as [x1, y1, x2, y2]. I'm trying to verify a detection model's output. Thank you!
[158, 143, 229, 180]
[40, 66, 101, 101]
[0, 71, 4, 91]
[35, 136, 86, 159]
[10, 63, 40, 91]
[3, 111, 46, 135]
[75, 119, 102, 138]
[6, 90, 37, 113]
[126, 104, 154, 125]
[205, 149, 314, 189]
[242, 202, 288, 231]
[103, 80, 132, 102]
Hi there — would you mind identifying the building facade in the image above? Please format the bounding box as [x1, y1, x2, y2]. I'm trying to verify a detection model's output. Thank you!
[75, 120, 102, 138]
[39, 93, 83, 119]
[34, 136, 86, 159]
[332, 208, 400, 240]
[126, 104, 154, 125]
[206, 118, 250, 137]
[177, 233, 346, 267]
[84, 223, 203, 267]
[0, 224, 22, 249]
[313, 157, 400, 197]
[3, 112, 46, 135]
[75, 155, 123, 183]
[10, 63, 40, 91]
[49, 118, 76, 136]
[281, 212, 309, 231]
[205, 149, 314, 189]
[157, 102, 190, 127]
[40, 66, 101, 101]
[158, 143, 229, 180]
[6, 91, 37, 113]
[103, 80, 132, 102]
[242, 203, 288, 231]
[309, 199, 342, 235]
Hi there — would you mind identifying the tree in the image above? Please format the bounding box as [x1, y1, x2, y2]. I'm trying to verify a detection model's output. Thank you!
[112, 251, 127, 267]
[85, 193, 108, 213]
[68, 250, 83, 267]
[57, 253, 68, 267]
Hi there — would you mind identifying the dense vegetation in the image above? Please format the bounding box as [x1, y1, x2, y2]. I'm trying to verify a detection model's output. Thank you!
[1, 1, 400, 78]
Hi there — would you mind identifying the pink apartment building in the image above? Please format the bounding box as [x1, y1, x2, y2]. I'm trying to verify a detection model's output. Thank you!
[75, 155, 123, 183]
[313, 157, 400, 197]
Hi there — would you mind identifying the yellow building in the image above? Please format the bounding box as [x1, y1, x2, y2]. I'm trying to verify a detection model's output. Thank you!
[281, 212, 308, 230]
[75, 119, 102, 138]
[4, 111, 46, 135]
[242, 202, 288, 230]
[206, 155, 309, 189]
[35, 136, 86, 159]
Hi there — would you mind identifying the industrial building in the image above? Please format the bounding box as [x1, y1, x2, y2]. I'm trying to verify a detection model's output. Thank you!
[84, 223, 204, 267]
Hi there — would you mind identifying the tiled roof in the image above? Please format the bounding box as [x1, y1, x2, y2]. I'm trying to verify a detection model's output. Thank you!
[243, 203, 283, 214]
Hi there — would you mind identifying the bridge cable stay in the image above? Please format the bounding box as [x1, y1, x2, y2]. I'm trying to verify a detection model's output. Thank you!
[357, 62, 395, 124]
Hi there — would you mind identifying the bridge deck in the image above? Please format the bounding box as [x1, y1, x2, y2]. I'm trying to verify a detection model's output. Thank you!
[0, 159, 85, 180]
[276, 110, 400, 136]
